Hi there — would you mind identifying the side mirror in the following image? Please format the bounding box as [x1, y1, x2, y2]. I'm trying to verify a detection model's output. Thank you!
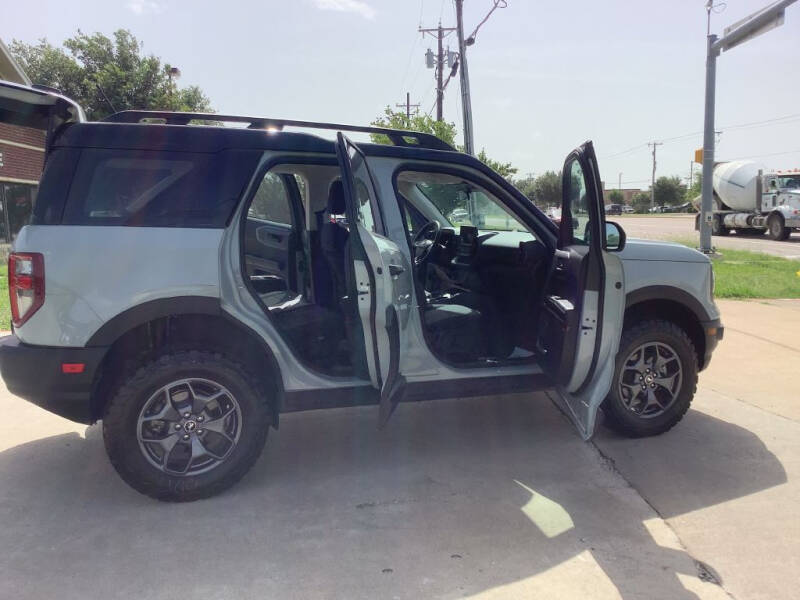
[605, 221, 626, 251]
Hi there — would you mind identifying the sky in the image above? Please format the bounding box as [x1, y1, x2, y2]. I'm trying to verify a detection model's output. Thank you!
[3, 0, 799, 189]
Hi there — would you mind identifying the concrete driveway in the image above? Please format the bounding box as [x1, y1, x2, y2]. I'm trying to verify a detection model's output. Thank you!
[0, 300, 797, 599]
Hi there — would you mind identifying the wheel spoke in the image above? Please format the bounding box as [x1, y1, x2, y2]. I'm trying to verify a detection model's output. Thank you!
[643, 388, 662, 412]
[654, 372, 679, 393]
[202, 406, 236, 439]
[141, 390, 180, 424]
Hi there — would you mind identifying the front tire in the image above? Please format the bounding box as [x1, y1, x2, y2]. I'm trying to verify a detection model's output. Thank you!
[603, 320, 698, 438]
[767, 214, 790, 241]
[103, 351, 272, 501]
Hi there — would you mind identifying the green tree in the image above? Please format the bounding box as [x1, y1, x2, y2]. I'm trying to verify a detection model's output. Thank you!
[653, 175, 685, 207]
[532, 171, 562, 208]
[370, 106, 458, 148]
[631, 191, 651, 213]
[370, 107, 517, 180]
[608, 189, 624, 204]
[11, 30, 212, 119]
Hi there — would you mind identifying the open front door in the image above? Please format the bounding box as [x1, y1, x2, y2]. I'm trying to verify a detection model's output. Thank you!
[335, 133, 412, 427]
[538, 141, 625, 439]
[0, 80, 84, 149]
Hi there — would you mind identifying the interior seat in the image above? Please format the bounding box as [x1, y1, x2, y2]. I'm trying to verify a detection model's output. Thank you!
[320, 180, 349, 302]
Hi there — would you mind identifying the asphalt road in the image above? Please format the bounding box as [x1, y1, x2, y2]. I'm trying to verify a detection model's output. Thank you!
[617, 214, 800, 259]
[0, 300, 797, 599]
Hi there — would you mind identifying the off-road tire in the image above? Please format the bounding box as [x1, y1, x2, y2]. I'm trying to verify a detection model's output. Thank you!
[103, 351, 271, 502]
[767, 214, 790, 241]
[602, 319, 698, 438]
[711, 214, 728, 236]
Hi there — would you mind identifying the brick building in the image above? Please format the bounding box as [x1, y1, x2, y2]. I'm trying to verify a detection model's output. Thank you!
[1, 37, 44, 243]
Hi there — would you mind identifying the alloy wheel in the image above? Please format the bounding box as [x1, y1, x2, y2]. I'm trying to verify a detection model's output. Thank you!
[617, 342, 683, 418]
[137, 378, 242, 476]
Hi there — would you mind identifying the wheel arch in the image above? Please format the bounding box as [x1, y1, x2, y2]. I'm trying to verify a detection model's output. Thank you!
[88, 297, 283, 426]
[624, 286, 709, 369]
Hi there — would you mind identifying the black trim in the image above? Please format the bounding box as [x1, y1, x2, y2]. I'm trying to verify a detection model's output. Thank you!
[86, 296, 221, 347]
[0, 335, 107, 424]
[701, 318, 724, 370]
[625, 286, 713, 323]
[282, 372, 550, 413]
[103, 112, 455, 151]
[403, 373, 550, 402]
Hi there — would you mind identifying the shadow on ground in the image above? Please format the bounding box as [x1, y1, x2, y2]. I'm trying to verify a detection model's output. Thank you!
[0, 394, 786, 600]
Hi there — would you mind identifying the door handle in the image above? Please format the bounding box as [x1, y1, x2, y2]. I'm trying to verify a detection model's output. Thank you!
[388, 264, 405, 276]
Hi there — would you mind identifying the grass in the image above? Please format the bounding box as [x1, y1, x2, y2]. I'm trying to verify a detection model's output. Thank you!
[670, 238, 800, 299]
[0, 265, 9, 330]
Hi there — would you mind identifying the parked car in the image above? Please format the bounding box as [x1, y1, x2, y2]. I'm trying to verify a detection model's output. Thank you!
[622, 205, 635, 214]
[605, 203, 622, 215]
[0, 81, 723, 501]
[449, 208, 469, 222]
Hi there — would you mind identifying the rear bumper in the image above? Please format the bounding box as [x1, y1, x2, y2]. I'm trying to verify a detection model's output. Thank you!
[700, 319, 724, 371]
[0, 335, 107, 424]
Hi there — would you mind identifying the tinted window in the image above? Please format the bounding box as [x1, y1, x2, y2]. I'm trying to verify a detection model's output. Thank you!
[249, 173, 293, 225]
[62, 148, 260, 227]
[346, 143, 380, 233]
[31, 148, 80, 225]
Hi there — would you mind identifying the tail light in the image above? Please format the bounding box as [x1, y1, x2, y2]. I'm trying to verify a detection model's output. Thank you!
[8, 252, 45, 328]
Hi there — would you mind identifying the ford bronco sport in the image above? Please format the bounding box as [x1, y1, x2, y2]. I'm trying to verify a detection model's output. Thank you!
[0, 81, 723, 501]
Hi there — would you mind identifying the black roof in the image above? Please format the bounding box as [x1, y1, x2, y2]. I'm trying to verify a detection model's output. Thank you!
[54, 121, 339, 153]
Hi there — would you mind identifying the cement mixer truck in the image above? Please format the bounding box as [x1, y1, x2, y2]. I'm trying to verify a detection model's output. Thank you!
[695, 160, 800, 240]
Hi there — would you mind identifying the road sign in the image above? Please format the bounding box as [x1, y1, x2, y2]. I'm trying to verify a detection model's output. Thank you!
[720, 1, 789, 52]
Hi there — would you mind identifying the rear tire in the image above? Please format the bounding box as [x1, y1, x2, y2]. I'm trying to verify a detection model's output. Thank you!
[767, 214, 790, 241]
[711, 214, 728, 236]
[103, 351, 272, 502]
[603, 320, 698, 438]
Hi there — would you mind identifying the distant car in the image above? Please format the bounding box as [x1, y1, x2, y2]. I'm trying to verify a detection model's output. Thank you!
[545, 206, 562, 223]
[605, 203, 622, 215]
[649, 205, 666, 213]
[622, 205, 634, 214]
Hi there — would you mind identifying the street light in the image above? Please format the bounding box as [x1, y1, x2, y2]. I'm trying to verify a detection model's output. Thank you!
[699, 0, 797, 253]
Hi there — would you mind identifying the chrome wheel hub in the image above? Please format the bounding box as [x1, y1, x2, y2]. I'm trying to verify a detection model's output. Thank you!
[137, 378, 242, 476]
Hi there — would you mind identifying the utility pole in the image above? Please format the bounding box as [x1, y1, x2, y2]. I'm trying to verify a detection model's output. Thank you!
[395, 92, 420, 120]
[648, 142, 662, 211]
[699, 0, 796, 253]
[420, 22, 455, 122]
[455, 0, 475, 154]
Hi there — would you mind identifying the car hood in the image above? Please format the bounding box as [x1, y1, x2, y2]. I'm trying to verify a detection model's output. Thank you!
[618, 238, 710, 263]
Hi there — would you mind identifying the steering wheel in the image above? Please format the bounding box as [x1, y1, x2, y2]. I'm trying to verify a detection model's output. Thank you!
[412, 220, 441, 265]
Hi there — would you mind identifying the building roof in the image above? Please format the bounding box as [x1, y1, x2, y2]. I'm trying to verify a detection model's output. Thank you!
[0, 38, 31, 86]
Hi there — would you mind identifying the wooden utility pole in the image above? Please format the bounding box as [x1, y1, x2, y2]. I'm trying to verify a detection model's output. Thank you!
[455, 0, 475, 154]
[648, 142, 663, 210]
[395, 92, 420, 120]
[419, 23, 455, 122]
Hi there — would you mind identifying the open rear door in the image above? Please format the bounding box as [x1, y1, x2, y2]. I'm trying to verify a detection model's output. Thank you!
[0, 80, 84, 149]
[538, 141, 625, 439]
[335, 133, 413, 427]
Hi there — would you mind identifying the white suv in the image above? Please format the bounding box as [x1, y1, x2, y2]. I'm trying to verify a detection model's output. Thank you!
[0, 81, 723, 501]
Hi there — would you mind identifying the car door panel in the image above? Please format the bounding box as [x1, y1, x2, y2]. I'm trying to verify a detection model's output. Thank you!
[539, 141, 625, 439]
[335, 133, 411, 427]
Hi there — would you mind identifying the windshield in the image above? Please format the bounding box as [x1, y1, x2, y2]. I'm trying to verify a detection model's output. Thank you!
[413, 180, 528, 232]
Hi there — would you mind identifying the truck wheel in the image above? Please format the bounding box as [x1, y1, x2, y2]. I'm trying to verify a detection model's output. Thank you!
[602, 320, 697, 438]
[767, 214, 790, 241]
[103, 351, 272, 502]
[711, 214, 728, 236]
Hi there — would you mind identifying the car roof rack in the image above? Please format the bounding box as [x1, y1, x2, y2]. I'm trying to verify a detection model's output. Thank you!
[103, 110, 455, 151]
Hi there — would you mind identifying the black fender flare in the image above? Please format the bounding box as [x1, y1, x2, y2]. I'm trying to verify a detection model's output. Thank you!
[625, 286, 712, 323]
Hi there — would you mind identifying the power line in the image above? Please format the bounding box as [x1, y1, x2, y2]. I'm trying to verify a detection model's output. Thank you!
[601, 111, 800, 160]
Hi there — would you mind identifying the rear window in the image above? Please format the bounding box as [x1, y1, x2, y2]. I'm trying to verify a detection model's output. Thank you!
[60, 148, 260, 227]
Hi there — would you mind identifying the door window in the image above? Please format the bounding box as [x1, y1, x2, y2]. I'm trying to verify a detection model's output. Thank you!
[249, 172, 293, 225]
[346, 144, 380, 233]
[564, 159, 591, 245]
